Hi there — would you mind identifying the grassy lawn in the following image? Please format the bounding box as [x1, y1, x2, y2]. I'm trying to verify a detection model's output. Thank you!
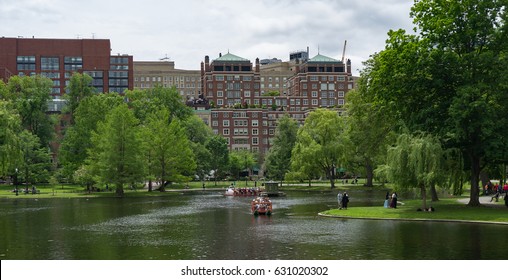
[320, 198, 508, 224]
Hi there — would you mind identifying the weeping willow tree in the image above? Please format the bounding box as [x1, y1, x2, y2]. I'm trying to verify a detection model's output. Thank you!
[377, 133, 445, 209]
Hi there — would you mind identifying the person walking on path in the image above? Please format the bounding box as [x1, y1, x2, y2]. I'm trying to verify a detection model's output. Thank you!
[504, 193, 508, 208]
[341, 192, 349, 210]
[337, 192, 343, 209]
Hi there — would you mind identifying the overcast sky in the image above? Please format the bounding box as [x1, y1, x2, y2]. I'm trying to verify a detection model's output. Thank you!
[0, 0, 415, 75]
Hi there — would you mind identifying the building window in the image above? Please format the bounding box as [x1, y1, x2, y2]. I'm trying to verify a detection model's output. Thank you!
[252, 128, 258, 135]
[312, 99, 318, 105]
[312, 91, 318, 97]
[64, 56, 83, 71]
[223, 120, 229, 127]
[217, 91, 223, 97]
[223, 129, 230, 135]
[252, 137, 259, 145]
[41, 57, 59, 71]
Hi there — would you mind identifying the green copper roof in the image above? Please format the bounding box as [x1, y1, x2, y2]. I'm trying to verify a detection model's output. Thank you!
[214, 52, 249, 62]
[308, 54, 340, 63]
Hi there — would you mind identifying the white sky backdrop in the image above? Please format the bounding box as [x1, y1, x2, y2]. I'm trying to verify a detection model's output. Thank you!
[0, 0, 416, 75]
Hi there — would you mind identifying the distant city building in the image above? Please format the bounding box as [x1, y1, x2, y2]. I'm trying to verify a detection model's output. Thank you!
[133, 60, 201, 101]
[286, 53, 353, 113]
[259, 61, 294, 96]
[200, 50, 354, 155]
[259, 58, 282, 65]
[0, 37, 133, 105]
[289, 48, 309, 62]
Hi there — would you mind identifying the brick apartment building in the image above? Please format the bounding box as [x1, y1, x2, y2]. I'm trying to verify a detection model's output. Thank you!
[0, 37, 133, 110]
[200, 50, 354, 155]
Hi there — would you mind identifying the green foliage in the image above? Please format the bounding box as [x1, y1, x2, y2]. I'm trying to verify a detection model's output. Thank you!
[364, 0, 508, 206]
[17, 130, 52, 184]
[145, 108, 196, 190]
[0, 100, 22, 177]
[262, 91, 280, 97]
[228, 150, 256, 179]
[59, 93, 124, 181]
[63, 73, 95, 118]
[265, 115, 298, 180]
[205, 136, 229, 182]
[377, 133, 445, 209]
[6, 75, 54, 148]
[290, 109, 351, 188]
[88, 104, 145, 196]
[182, 115, 214, 180]
[345, 86, 396, 186]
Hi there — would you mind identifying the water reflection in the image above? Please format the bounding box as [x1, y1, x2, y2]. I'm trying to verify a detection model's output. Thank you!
[0, 191, 506, 260]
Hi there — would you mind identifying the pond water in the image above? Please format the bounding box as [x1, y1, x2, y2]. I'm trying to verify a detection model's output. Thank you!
[0, 190, 505, 260]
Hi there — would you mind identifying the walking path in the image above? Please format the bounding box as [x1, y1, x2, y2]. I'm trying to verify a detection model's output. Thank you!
[457, 195, 506, 208]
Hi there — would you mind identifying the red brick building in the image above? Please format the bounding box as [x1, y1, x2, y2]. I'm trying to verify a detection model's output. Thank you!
[201, 51, 353, 156]
[286, 54, 353, 111]
[0, 37, 133, 102]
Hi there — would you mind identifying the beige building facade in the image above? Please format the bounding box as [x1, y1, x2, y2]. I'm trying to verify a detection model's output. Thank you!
[133, 61, 201, 101]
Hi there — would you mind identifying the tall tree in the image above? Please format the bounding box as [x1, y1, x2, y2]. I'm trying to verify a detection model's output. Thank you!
[363, 0, 508, 206]
[128, 86, 193, 122]
[377, 133, 445, 210]
[290, 109, 350, 189]
[0, 100, 22, 178]
[205, 135, 229, 185]
[63, 73, 95, 120]
[88, 104, 144, 196]
[265, 115, 298, 181]
[345, 86, 396, 187]
[145, 109, 196, 191]
[229, 150, 256, 183]
[17, 131, 52, 185]
[182, 115, 214, 183]
[6, 75, 54, 148]
[59, 93, 124, 180]
[411, 0, 508, 206]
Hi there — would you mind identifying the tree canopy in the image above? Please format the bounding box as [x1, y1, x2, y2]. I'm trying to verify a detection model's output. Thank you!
[362, 0, 508, 206]
[290, 109, 350, 189]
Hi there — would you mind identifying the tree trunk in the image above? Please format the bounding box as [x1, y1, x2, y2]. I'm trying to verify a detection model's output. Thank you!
[421, 184, 427, 210]
[365, 161, 374, 187]
[468, 154, 481, 207]
[159, 180, 166, 192]
[430, 183, 439, 202]
[148, 179, 153, 192]
[116, 183, 124, 197]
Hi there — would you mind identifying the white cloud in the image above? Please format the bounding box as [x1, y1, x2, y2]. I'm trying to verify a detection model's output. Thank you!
[0, 0, 415, 75]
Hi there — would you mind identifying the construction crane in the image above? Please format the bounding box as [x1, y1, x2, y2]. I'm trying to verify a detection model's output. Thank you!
[342, 40, 347, 62]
